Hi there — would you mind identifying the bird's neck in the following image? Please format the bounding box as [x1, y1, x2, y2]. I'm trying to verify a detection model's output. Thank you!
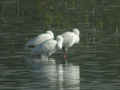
[57, 40, 63, 50]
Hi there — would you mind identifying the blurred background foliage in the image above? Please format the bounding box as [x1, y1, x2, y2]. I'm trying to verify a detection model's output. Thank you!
[0, 0, 120, 46]
[0, 0, 119, 28]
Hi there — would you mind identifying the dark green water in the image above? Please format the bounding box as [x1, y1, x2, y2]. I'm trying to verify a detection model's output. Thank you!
[0, 25, 120, 90]
[0, 0, 120, 90]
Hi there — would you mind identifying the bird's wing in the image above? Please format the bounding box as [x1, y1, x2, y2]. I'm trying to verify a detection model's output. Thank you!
[33, 33, 51, 45]
[41, 40, 57, 56]
[32, 40, 56, 55]
[44, 40, 57, 51]
[25, 33, 51, 47]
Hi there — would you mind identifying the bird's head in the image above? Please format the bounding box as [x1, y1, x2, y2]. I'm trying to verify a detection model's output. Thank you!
[46, 30, 54, 39]
[73, 28, 80, 36]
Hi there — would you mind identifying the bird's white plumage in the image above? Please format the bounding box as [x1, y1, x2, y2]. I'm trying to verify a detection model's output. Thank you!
[61, 28, 80, 49]
[31, 35, 63, 58]
[25, 30, 54, 50]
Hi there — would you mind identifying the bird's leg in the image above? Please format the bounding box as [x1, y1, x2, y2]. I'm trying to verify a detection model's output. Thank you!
[63, 47, 67, 60]
[64, 52, 67, 60]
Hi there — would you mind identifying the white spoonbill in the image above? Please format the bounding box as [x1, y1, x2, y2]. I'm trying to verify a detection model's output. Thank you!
[61, 28, 80, 59]
[25, 30, 54, 50]
[31, 35, 64, 59]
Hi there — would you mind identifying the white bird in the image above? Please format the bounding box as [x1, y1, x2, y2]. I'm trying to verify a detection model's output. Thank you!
[61, 28, 80, 59]
[31, 35, 64, 59]
[25, 30, 54, 50]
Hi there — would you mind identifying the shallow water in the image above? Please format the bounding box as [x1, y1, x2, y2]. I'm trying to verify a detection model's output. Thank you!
[0, 24, 120, 90]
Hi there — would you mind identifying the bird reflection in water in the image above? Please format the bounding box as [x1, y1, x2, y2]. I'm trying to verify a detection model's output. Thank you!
[27, 57, 80, 90]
